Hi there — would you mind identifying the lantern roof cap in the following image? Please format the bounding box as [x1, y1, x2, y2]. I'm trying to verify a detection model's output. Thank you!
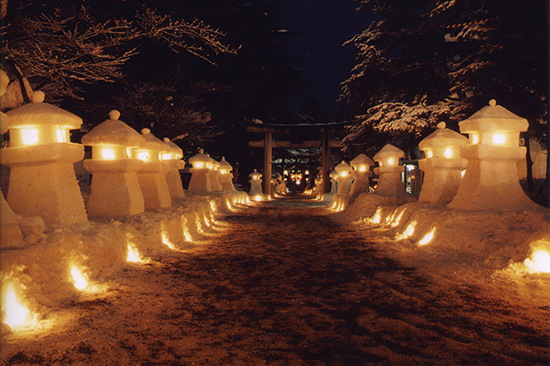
[459, 99, 528, 133]
[419, 122, 468, 149]
[219, 156, 233, 170]
[249, 169, 262, 177]
[350, 153, 374, 167]
[163, 137, 183, 158]
[6, 91, 82, 129]
[329, 170, 340, 178]
[188, 148, 210, 164]
[82, 110, 145, 147]
[373, 144, 404, 161]
[335, 160, 352, 172]
[141, 128, 170, 152]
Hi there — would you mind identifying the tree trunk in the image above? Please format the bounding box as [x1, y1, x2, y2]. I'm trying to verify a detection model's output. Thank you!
[524, 133, 534, 192]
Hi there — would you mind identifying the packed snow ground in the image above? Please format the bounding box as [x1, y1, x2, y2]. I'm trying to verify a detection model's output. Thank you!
[1, 195, 548, 365]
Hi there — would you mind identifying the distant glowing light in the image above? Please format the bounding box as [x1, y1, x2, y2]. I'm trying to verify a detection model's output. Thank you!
[396, 221, 417, 240]
[387, 158, 395, 165]
[426, 150, 433, 158]
[210, 201, 217, 212]
[418, 227, 436, 245]
[162, 153, 172, 160]
[524, 250, 550, 273]
[21, 128, 39, 145]
[101, 148, 116, 160]
[461, 169, 466, 178]
[195, 162, 205, 168]
[444, 148, 453, 158]
[3, 284, 32, 329]
[492, 134, 506, 144]
[472, 134, 479, 144]
[195, 213, 204, 233]
[340, 172, 348, 177]
[71, 267, 89, 290]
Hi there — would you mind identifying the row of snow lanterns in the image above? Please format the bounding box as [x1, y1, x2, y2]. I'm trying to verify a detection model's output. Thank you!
[330, 99, 535, 212]
[0, 92, 237, 225]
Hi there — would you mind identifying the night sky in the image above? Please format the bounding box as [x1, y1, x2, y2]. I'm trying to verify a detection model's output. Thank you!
[271, 0, 373, 116]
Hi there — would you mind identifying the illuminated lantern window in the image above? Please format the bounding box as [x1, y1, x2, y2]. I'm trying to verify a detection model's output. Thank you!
[188, 149, 213, 193]
[372, 144, 406, 197]
[81, 110, 146, 218]
[334, 161, 353, 195]
[2, 91, 87, 225]
[448, 99, 539, 211]
[418, 122, 468, 204]
[350, 153, 374, 197]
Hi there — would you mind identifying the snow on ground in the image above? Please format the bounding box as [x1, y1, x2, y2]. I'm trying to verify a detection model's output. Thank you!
[1, 193, 549, 365]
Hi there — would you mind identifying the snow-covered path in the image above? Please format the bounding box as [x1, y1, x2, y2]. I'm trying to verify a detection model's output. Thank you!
[2, 196, 548, 365]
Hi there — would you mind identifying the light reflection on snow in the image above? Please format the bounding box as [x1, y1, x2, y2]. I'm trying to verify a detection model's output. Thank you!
[71, 267, 89, 290]
[418, 227, 436, 246]
[524, 250, 550, 273]
[369, 207, 382, 224]
[2, 283, 36, 329]
[390, 209, 406, 227]
[396, 221, 417, 240]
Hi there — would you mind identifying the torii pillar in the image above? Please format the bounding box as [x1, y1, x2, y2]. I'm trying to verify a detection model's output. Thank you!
[322, 131, 331, 193]
[263, 132, 273, 196]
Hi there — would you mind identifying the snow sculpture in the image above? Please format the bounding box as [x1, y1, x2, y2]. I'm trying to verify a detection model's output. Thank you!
[218, 157, 237, 192]
[209, 156, 223, 191]
[81, 110, 146, 218]
[335, 161, 354, 195]
[249, 169, 263, 196]
[188, 149, 213, 192]
[418, 122, 468, 204]
[134, 128, 172, 210]
[329, 170, 339, 194]
[162, 138, 186, 198]
[448, 99, 540, 211]
[373, 144, 406, 196]
[1, 91, 87, 225]
[349, 154, 374, 197]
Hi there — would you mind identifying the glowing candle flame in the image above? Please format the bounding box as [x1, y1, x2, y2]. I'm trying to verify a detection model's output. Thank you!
[127, 244, 142, 262]
[524, 250, 550, 273]
[396, 221, 417, 240]
[387, 158, 395, 165]
[369, 208, 382, 224]
[137, 152, 150, 161]
[426, 150, 433, 158]
[101, 148, 116, 160]
[444, 148, 453, 158]
[3, 284, 31, 328]
[492, 134, 506, 144]
[162, 153, 172, 160]
[21, 128, 39, 145]
[359, 166, 367, 172]
[161, 231, 176, 249]
[472, 134, 479, 144]
[71, 267, 88, 290]
[57, 127, 66, 143]
[254, 195, 263, 202]
[418, 227, 436, 245]
[390, 209, 406, 227]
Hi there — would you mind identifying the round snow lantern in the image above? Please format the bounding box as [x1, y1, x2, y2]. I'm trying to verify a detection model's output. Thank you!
[350, 154, 374, 196]
[418, 122, 468, 204]
[334, 161, 353, 195]
[162, 137, 185, 198]
[373, 144, 406, 196]
[448, 99, 539, 211]
[134, 128, 172, 210]
[1, 91, 87, 225]
[188, 149, 213, 192]
[249, 169, 263, 196]
[81, 110, 146, 218]
[218, 157, 236, 192]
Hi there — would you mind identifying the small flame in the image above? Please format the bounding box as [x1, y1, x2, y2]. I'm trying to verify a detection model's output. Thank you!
[71, 267, 89, 290]
[127, 244, 142, 262]
[524, 250, 550, 273]
[161, 231, 176, 250]
[390, 209, 406, 227]
[396, 221, 417, 240]
[418, 227, 436, 245]
[3, 283, 32, 329]
[369, 207, 382, 224]
[444, 148, 453, 158]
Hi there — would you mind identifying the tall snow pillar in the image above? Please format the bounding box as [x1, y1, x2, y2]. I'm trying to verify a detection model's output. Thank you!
[349, 154, 374, 197]
[373, 144, 406, 196]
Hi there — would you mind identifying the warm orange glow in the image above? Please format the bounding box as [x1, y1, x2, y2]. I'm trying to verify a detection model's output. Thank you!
[418, 227, 436, 245]
[161, 231, 176, 250]
[461, 169, 466, 177]
[444, 148, 453, 158]
[254, 195, 263, 202]
[358, 166, 367, 172]
[56, 127, 66, 142]
[524, 250, 550, 273]
[220, 169, 228, 175]
[390, 209, 406, 227]
[426, 150, 433, 158]
[471, 134, 479, 144]
[396, 221, 417, 240]
[3, 283, 33, 329]
[492, 134, 506, 144]
[369, 207, 382, 224]
[162, 153, 172, 160]
[127, 244, 142, 262]
[71, 266, 89, 290]
[195, 213, 204, 233]
[388, 158, 395, 165]
[21, 128, 39, 145]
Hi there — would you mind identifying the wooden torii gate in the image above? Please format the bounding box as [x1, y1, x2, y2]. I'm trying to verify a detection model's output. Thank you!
[246, 122, 351, 194]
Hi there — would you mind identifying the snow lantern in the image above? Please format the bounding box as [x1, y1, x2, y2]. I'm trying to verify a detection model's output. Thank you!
[1, 91, 87, 225]
[418, 122, 468, 204]
[448, 99, 538, 211]
[349, 154, 374, 196]
[249, 169, 263, 196]
[134, 128, 172, 210]
[209, 155, 223, 191]
[373, 144, 405, 196]
[162, 137, 186, 198]
[81, 110, 146, 218]
[329, 170, 339, 194]
[218, 157, 236, 192]
[187, 149, 213, 192]
[334, 161, 353, 195]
